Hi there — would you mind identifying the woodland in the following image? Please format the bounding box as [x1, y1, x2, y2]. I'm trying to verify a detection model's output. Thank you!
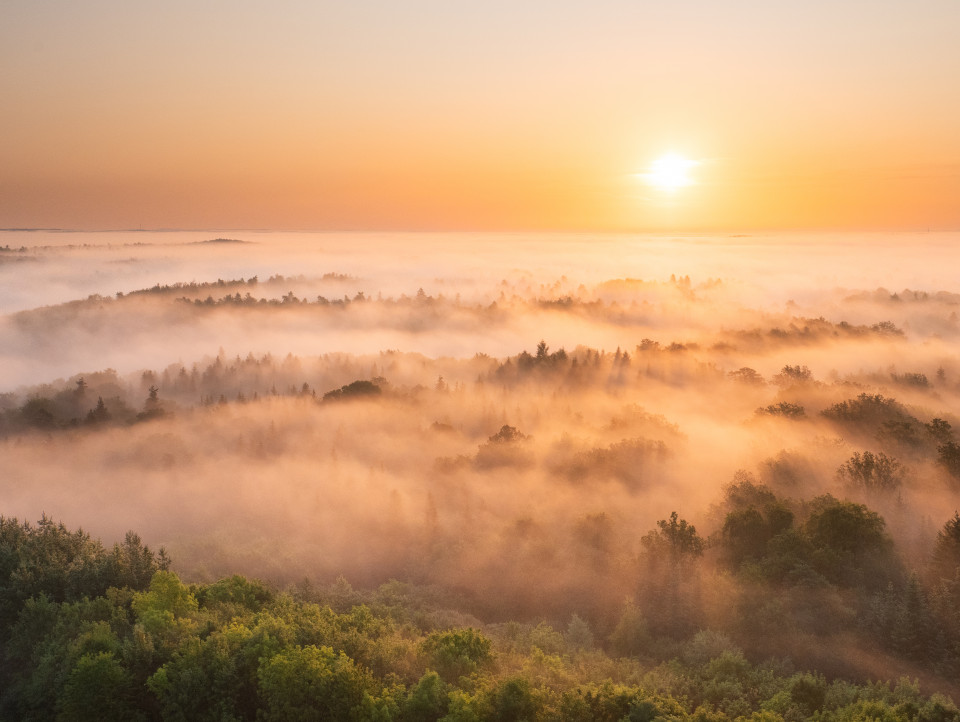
[4, 238, 960, 720]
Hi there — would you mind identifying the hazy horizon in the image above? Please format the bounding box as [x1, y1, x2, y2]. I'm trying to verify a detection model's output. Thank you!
[3, 229, 960, 387]
[6, 3, 960, 715]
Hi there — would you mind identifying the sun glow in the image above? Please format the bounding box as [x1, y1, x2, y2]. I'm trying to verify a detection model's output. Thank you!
[641, 154, 699, 191]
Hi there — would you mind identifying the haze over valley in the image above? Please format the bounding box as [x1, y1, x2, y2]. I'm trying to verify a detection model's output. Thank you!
[5, 0, 960, 716]
[4, 231, 960, 701]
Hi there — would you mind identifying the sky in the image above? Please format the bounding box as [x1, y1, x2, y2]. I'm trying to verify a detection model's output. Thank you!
[1, 1, 959, 232]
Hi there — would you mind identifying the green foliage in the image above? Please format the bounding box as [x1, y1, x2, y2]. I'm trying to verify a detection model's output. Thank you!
[488, 677, 541, 721]
[527, 622, 566, 655]
[865, 576, 941, 667]
[787, 672, 827, 716]
[200, 574, 273, 613]
[608, 602, 650, 657]
[931, 513, 960, 581]
[723, 508, 775, 567]
[804, 496, 898, 589]
[147, 629, 258, 721]
[639, 513, 707, 638]
[558, 681, 687, 722]
[59, 651, 142, 721]
[681, 630, 743, 668]
[565, 614, 594, 652]
[3, 518, 960, 721]
[806, 496, 887, 557]
[133, 571, 198, 623]
[257, 644, 375, 721]
[402, 671, 449, 721]
[421, 628, 493, 681]
[718, 490, 899, 592]
[0, 516, 166, 640]
[131, 570, 200, 654]
[1, 593, 141, 721]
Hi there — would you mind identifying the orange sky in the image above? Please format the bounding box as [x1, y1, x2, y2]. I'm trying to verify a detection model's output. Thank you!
[2, 1, 958, 231]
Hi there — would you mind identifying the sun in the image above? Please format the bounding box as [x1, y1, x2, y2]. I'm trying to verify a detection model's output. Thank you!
[640, 154, 699, 191]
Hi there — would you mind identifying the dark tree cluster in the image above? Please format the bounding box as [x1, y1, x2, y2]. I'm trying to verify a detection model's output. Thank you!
[3, 516, 960, 721]
[322, 379, 383, 402]
[708, 477, 960, 676]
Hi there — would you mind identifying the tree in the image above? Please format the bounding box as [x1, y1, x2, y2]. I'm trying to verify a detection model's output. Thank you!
[137, 386, 165, 421]
[804, 496, 897, 589]
[565, 614, 595, 652]
[475, 425, 532, 470]
[420, 628, 492, 682]
[402, 672, 448, 722]
[131, 571, 199, 648]
[865, 576, 938, 664]
[937, 442, 960, 481]
[641, 511, 705, 564]
[806, 497, 886, 553]
[926, 418, 953, 444]
[487, 425, 527, 444]
[106, 531, 170, 590]
[836, 451, 904, 494]
[59, 652, 139, 721]
[148, 632, 255, 721]
[722, 508, 769, 566]
[322, 380, 382, 402]
[930, 512, 960, 581]
[773, 365, 812, 386]
[86, 396, 110, 424]
[257, 645, 375, 721]
[607, 602, 649, 657]
[489, 677, 541, 721]
[821, 394, 919, 440]
[639, 512, 705, 637]
[0, 516, 166, 639]
[755, 402, 805, 418]
[728, 367, 764, 385]
[20, 397, 56, 429]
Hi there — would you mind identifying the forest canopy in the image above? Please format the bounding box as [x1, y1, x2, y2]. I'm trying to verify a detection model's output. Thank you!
[5, 233, 960, 719]
[3, 515, 960, 721]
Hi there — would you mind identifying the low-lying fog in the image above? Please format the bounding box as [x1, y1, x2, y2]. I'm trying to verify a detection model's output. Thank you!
[3, 229, 960, 624]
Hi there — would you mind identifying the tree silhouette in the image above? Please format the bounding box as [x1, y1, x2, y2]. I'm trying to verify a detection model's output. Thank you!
[837, 451, 904, 494]
[931, 512, 960, 581]
[642, 511, 705, 563]
[86, 396, 110, 425]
